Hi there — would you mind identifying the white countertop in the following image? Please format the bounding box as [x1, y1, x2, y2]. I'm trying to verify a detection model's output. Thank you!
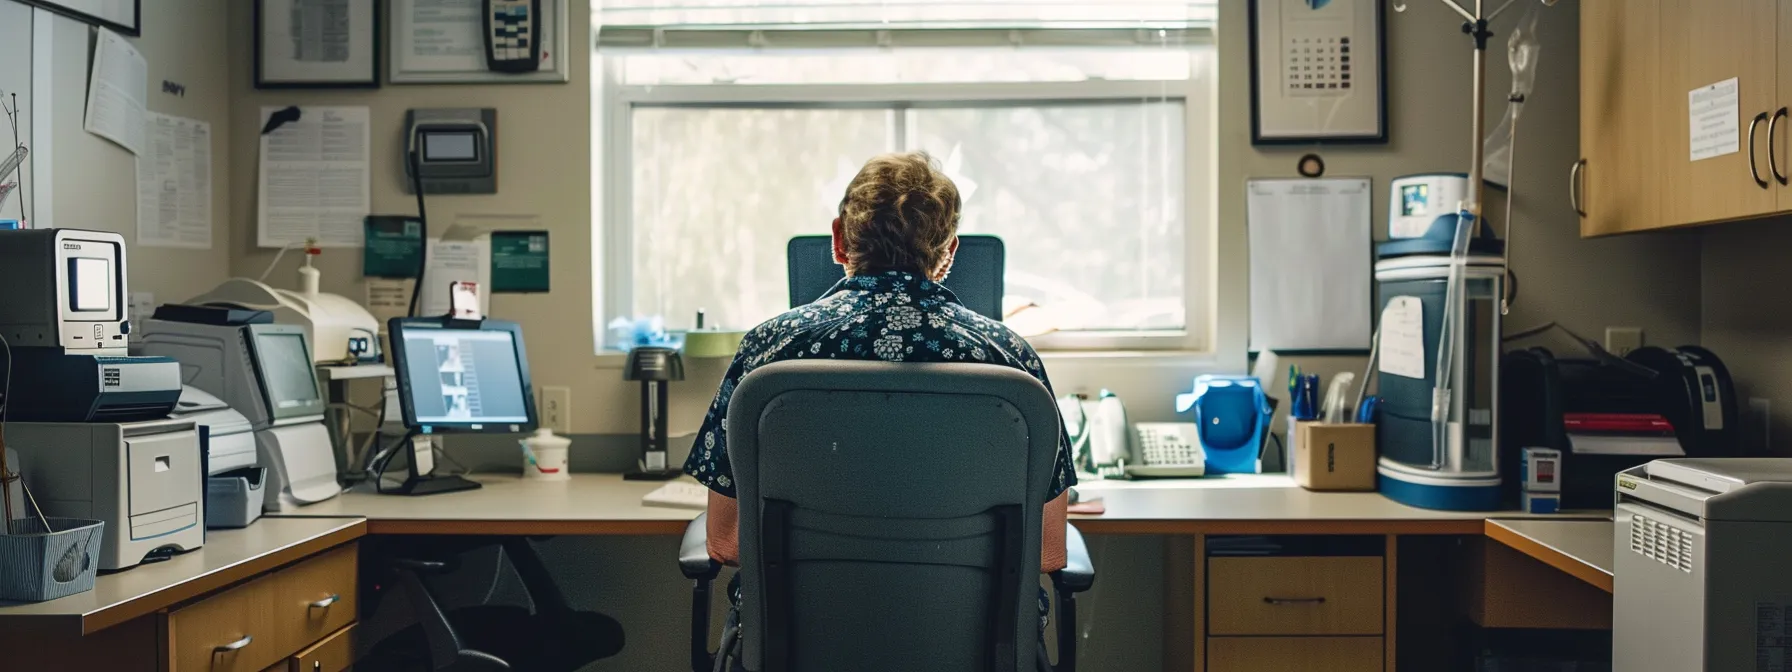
[1486, 518, 1616, 582]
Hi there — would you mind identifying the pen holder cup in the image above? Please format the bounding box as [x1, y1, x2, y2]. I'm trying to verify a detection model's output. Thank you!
[0, 518, 106, 602]
[1293, 422, 1378, 492]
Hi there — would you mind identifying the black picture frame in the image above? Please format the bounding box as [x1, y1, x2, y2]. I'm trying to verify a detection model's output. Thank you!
[20, 0, 140, 36]
[254, 0, 382, 90]
[1248, 0, 1389, 145]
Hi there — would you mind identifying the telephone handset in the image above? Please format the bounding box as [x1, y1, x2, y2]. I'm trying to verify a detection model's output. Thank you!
[484, 0, 543, 73]
[1060, 391, 1206, 479]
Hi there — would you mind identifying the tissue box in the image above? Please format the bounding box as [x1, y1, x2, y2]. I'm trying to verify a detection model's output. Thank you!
[1294, 422, 1378, 491]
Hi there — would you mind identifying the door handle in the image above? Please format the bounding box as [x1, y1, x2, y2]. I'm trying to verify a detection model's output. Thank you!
[1569, 158, 1587, 217]
[1262, 596, 1328, 605]
[212, 635, 253, 654]
[1750, 112, 1770, 189]
[1771, 107, 1789, 185]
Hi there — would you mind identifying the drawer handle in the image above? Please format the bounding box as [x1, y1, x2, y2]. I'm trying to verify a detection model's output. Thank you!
[1261, 596, 1327, 606]
[213, 635, 253, 654]
[309, 594, 341, 610]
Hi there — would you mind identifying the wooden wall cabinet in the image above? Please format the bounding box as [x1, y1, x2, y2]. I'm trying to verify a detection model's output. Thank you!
[1578, 0, 1792, 235]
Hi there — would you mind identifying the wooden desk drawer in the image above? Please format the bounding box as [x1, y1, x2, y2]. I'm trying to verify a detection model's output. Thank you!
[1208, 636, 1383, 671]
[1208, 556, 1383, 636]
[290, 623, 356, 672]
[271, 544, 358, 655]
[166, 575, 283, 672]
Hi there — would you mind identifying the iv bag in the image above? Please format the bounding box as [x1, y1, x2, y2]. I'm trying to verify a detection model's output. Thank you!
[1482, 4, 1546, 186]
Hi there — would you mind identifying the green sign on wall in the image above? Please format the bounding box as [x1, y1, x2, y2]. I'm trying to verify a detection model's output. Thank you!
[491, 230, 550, 293]
[363, 216, 422, 278]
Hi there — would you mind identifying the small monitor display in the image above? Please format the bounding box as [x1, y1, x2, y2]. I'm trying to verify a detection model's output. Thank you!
[69, 257, 114, 312]
[253, 331, 321, 410]
[786, 235, 1006, 321]
[423, 131, 479, 162]
[1401, 184, 1430, 217]
[396, 326, 532, 428]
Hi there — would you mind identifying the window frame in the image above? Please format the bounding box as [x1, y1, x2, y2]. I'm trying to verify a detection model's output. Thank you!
[595, 47, 1215, 353]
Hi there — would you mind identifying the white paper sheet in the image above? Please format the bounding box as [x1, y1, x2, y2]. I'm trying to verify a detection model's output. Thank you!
[393, 0, 560, 81]
[1246, 178, 1373, 352]
[84, 27, 147, 155]
[136, 113, 212, 249]
[1689, 77, 1741, 162]
[419, 237, 491, 316]
[365, 277, 413, 324]
[256, 106, 370, 248]
[1379, 296, 1426, 380]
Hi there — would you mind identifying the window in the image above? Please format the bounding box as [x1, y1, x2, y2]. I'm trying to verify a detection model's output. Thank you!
[599, 45, 1213, 350]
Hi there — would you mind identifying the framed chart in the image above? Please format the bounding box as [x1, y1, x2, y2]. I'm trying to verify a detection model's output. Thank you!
[20, 0, 139, 36]
[389, 0, 569, 84]
[1249, 0, 1387, 144]
[255, 0, 381, 89]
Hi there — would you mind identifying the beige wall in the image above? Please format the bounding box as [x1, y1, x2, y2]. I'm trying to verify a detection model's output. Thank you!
[1701, 216, 1792, 455]
[34, 0, 234, 302]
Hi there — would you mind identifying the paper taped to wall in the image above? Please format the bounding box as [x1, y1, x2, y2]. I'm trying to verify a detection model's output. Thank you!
[1379, 296, 1426, 380]
[84, 28, 147, 155]
[1246, 178, 1373, 352]
[1689, 78, 1741, 162]
[136, 113, 212, 249]
[420, 237, 490, 317]
[257, 106, 371, 248]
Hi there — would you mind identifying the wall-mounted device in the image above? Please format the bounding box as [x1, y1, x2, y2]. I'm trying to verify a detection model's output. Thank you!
[485, 0, 544, 73]
[404, 108, 498, 195]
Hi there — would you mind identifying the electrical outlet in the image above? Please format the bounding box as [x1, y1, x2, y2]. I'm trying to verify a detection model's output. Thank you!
[541, 386, 572, 435]
[1603, 327, 1644, 356]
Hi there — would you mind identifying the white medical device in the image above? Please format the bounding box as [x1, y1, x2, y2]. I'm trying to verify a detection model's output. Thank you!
[0, 228, 130, 354]
[1388, 174, 1469, 239]
[8, 418, 205, 570]
[139, 319, 341, 510]
[172, 386, 257, 476]
[1613, 458, 1792, 671]
[188, 277, 381, 365]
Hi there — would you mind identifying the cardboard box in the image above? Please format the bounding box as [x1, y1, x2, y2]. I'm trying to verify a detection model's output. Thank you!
[1294, 422, 1378, 491]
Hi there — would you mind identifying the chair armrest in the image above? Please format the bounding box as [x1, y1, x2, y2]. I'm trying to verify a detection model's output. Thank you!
[1051, 523, 1095, 593]
[681, 513, 722, 580]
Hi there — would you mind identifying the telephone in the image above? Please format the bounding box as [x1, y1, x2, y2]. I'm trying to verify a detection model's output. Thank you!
[1060, 391, 1206, 479]
[484, 0, 543, 73]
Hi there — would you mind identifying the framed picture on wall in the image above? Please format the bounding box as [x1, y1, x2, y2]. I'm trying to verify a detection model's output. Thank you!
[1249, 0, 1387, 144]
[19, 0, 139, 36]
[255, 0, 381, 89]
[389, 0, 569, 84]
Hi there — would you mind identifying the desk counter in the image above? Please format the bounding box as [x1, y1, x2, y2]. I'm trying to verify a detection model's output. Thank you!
[1485, 518, 1615, 592]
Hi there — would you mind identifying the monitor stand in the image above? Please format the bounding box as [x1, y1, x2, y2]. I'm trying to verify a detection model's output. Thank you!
[383, 434, 483, 496]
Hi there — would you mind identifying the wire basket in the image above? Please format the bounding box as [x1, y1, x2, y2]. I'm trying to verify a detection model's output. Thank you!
[0, 517, 105, 602]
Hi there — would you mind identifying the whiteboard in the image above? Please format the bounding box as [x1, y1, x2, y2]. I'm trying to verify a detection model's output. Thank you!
[20, 0, 137, 35]
[1246, 177, 1374, 353]
[0, 0, 33, 225]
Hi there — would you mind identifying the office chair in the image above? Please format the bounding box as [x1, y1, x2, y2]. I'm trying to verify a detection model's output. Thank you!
[679, 360, 1097, 672]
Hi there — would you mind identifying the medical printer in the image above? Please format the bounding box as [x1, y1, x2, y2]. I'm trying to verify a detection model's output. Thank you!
[0, 229, 202, 570]
[139, 305, 341, 510]
[170, 386, 266, 528]
[1613, 458, 1792, 672]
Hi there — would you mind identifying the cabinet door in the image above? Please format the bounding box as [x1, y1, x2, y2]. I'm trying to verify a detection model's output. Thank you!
[1579, 0, 1662, 236]
[1659, 0, 1778, 226]
[1777, 0, 1792, 209]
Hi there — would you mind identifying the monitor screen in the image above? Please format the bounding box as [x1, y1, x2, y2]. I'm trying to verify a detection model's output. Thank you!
[253, 331, 321, 409]
[423, 131, 479, 162]
[68, 257, 114, 312]
[786, 235, 1005, 321]
[1401, 184, 1429, 216]
[396, 326, 532, 428]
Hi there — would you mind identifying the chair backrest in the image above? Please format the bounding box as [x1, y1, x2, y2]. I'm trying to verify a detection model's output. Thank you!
[726, 360, 1061, 672]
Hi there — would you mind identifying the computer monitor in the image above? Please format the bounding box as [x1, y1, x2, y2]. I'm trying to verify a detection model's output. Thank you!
[245, 323, 326, 423]
[786, 235, 1006, 320]
[389, 317, 537, 433]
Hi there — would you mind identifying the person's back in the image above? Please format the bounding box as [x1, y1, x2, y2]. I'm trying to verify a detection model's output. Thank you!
[683, 154, 1076, 665]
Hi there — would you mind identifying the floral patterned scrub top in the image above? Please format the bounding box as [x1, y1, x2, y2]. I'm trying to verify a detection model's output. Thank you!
[682, 270, 1077, 501]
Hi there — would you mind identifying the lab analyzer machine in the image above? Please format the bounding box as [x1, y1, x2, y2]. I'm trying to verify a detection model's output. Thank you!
[1613, 459, 1792, 671]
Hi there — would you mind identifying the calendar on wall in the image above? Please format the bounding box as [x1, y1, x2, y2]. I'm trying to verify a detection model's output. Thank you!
[1251, 0, 1385, 144]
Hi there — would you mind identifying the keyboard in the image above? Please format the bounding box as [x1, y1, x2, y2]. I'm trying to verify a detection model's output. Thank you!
[643, 481, 710, 510]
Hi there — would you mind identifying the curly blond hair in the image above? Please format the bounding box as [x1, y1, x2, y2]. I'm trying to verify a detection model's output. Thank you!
[837, 152, 961, 278]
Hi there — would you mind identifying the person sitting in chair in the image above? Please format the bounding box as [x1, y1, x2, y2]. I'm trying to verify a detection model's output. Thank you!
[683, 151, 1078, 660]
